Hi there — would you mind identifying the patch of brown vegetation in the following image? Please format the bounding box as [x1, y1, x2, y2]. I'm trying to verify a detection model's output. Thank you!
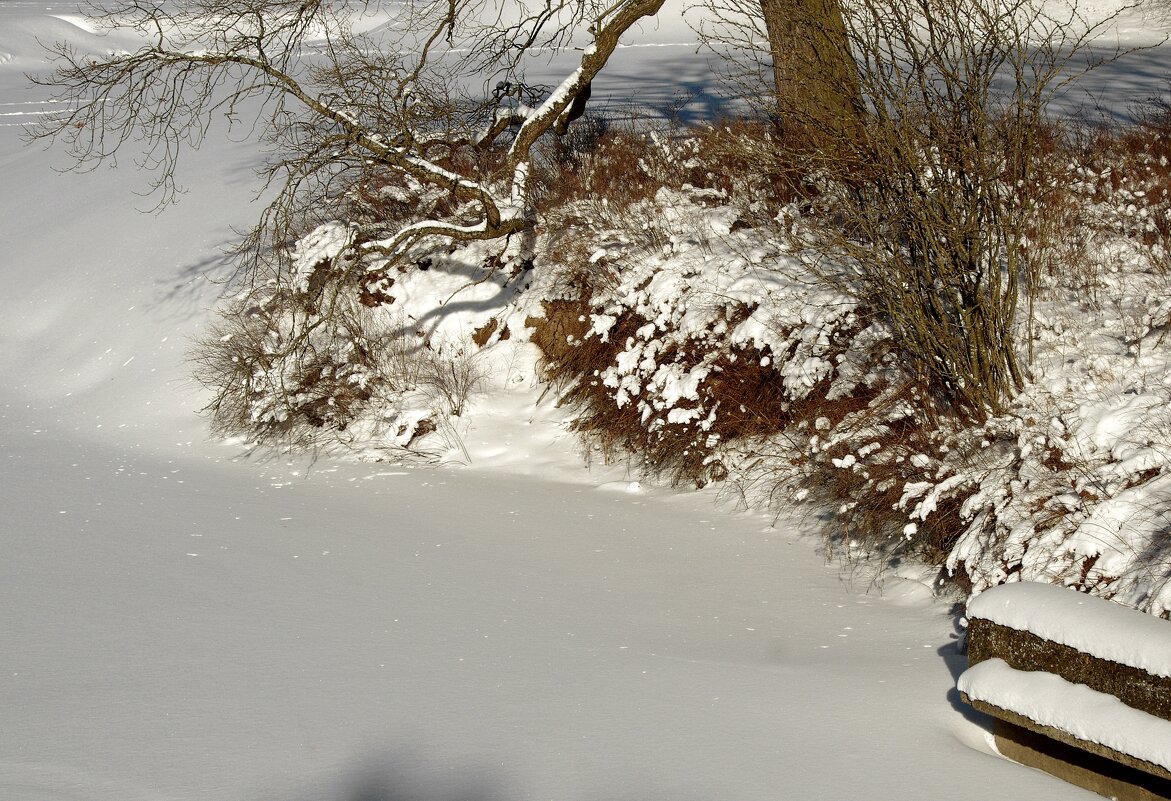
[471, 317, 500, 348]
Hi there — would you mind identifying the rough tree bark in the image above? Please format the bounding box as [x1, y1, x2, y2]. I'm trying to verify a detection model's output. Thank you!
[757, 0, 864, 149]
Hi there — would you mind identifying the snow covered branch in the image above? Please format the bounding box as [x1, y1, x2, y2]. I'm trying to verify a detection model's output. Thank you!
[32, 0, 665, 271]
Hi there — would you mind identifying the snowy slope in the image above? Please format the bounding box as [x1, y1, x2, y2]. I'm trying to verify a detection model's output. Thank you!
[3, 423, 1096, 801]
[3, 2, 1166, 800]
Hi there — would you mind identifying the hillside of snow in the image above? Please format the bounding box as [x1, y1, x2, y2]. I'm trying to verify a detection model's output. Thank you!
[3, 2, 1171, 800]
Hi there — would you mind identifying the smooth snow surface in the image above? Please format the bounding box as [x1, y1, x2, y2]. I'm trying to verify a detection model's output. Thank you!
[959, 658, 1171, 771]
[967, 582, 1171, 678]
[4, 2, 1167, 800]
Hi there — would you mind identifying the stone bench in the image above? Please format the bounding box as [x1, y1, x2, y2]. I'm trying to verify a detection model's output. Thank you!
[957, 581, 1171, 801]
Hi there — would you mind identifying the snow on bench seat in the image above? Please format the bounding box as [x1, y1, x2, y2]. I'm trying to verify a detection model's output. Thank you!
[959, 657, 1171, 776]
[960, 582, 1171, 799]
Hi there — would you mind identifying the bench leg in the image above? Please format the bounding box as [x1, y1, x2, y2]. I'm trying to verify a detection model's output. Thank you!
[994, 718, 1171, 801]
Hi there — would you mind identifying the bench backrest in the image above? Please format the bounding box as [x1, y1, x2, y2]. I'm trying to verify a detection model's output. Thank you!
[966, 582, 1171, 722]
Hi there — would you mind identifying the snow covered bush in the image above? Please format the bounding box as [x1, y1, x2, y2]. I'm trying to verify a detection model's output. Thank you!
[196, 216, 510, 454]
[526, 132, 874, 486]
[770, 121, 1171, 613]
[527, 108, 1171, 610]
[938, 392, 1171, 616]
[909, 116, 1171, 615]
[184, 100, 1171, 620]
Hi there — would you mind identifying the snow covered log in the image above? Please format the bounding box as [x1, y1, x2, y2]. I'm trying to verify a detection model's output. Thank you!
[958, 582, 1171, 800]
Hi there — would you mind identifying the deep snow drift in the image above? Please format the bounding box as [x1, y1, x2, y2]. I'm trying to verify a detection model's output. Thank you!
[3, 2, 1169, 800]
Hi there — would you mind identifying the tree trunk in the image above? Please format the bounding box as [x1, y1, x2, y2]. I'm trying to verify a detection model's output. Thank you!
[758, 0, 864, 150]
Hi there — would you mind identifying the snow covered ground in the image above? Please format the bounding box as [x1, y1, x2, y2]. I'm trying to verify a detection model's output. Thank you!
[3, 2, 1168, 799]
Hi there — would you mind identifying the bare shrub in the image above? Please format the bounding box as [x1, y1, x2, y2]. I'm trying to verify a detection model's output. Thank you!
[533, 119, 812, 234]
[531, 120, 661, 212]
[418, 344, 484, 418]
[700, 0, 1146, 419]
[194, 273, 398, 449]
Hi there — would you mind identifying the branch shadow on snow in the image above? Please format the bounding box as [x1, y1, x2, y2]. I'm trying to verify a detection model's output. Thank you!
[1051, 42, 1171, 123]
[385, 257, 522, 347]
[151, 234, 241, 322]
[591, 52, 740, 126]
[589, 41, 1171, 127]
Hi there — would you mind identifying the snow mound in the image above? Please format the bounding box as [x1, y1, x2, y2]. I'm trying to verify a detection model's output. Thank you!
[47, 13, 99, 33]
[596, 480, 643, 494]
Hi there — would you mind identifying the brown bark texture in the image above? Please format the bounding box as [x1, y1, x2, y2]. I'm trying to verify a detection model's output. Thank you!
[757, 0, 864, 147]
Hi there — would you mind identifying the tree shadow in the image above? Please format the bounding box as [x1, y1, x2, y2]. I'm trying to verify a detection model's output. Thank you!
[1051, 42, 1171, 124]
[256, 750, 514, 801]
[261, 746, 712, 801]
[591, 40, 1171, 127]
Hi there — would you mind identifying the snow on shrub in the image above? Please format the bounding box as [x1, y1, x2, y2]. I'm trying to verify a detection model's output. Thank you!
[528, 181, 872, 484]
[197, 222, 522, 455]
[902, 128, 1171, 615]
[194, 118, 1171, 619]
[936, 283, 1171, 617]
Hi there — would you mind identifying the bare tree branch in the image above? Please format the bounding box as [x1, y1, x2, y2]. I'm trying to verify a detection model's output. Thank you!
[31, 0, 663, 275]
